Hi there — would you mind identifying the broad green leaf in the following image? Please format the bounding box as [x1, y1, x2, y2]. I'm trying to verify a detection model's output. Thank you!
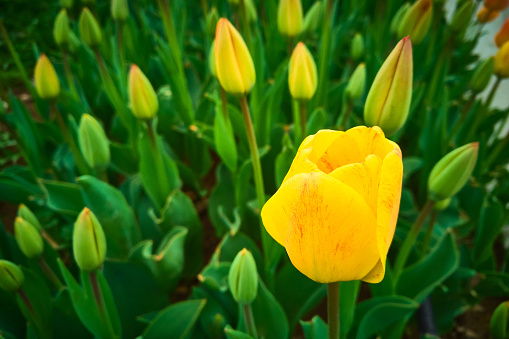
[472, 197, 505, 266]
[300, 316, 328, 339]
[38, 179, 84, 215]
[274, 133, 294, 187]
[306, 108, 327, 135]
[339, 280, 360, 337]
[224, 325, 254, 339]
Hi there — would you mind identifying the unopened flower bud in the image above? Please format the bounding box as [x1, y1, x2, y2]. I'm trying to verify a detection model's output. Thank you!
[398, 0, 433, 45]
[15, 217, 44, 259]
[206, 7, 219, 37]
[470, 57, 494, 93]
[60, 0, 73, 9]
[111, 0, 129, 21]
[345, 63, 366, 100]
[490, 301, 509, 339]
[477, 6, 499, 23]
[79, 8, 102, 48]
[34, 54, 61, 100]
[0, 260, 24, 292]
[73, 207, 107, 271]
[302, 1, 323, 33]
[484, 0, 509, 12]
[433, 198, 451, 211]
[228, 248, 258, 304]
[364, 37, 413, 136]
[277, 0, 303, 38]
[495, 18, 509, 48]
[288, 42, 317, 101]
[78, 114, 110, 172]
[215, 18, 256, 95]
[128, 65, 159, 119]
[428, 142, 478, 201]
[245, 0, 258, 23]
[351, 33, 365, 61]
[450, 0, 474, 33]
[494, 41, 509, 78]
[391, 3, 411, 34]
[18, 204, 42, 232]
[54, 9, 71, 48]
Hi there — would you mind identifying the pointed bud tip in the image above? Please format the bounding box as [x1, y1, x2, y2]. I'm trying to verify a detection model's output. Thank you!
[241, 248, 248, 255]
[471, 142, 479, 149]
[15, 216, 24, 223]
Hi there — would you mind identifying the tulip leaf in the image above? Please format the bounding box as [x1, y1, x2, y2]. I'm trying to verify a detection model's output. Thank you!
[215, 232, 264, 274]
[214, 98, 238, 172]
[275, 133, 294, 187]
[225, 325, 254, 339]
[0, 166, 43, 204]
[37, 179, 84, 215]
[142, 299, 207, 339]
[300, 316, 328, 339]
[109, 142, 138, 174]
[192, 288, 233, 338]
[198, 262, 231, 292]
[340, 280, 361, 337]
[472, 197, 505, 266]
[209, 164, 240, 236]
[306, 108, 327, 135]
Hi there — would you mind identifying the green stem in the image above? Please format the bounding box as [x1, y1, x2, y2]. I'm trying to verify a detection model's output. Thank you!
[116, 21, 127, 96]
[240, 0, 252, 53]
[485, 76, 502, 109]
[62, 50, 79, 99]
[37, 257, 64, 289]
[89, 271, 116, 339]
[220, 87, 228, 120]
[17, 288, 35, 316]
[420, 210, 438, 256]
[486, 130, 509, 168]
[341, 101, 353, 130]
[242, 303, 258, 338]
[328, 282, 340, 339]
[466, 77, 502, 142]
[314, 0, 333, 108]
[292, 99, 301, 145]
[393, 200, 435, 282]
[448, 92, 476, 145]
[300, 101, 307, 143]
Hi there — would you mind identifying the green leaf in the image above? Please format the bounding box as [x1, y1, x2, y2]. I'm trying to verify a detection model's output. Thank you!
[109, 142, 138, 175]
[214, 100, 238, 172]
[198, 262, 231, 292]
[274, 133, 294, 188]
[339, 280, 360, 337]
[0, 166, 42, 204]
[38, 179, 84, 215]
[472, 197, 505, 266]
[142, 299, 207, 339]
[306, 108, 327, 135]
[224, 325, 254, 339]
[402, 157, 423, 181]
[300, 316, 328, 339]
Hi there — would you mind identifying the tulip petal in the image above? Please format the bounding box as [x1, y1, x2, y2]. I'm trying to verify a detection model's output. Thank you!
[282, 148, 320, 183]
[261, 172, 379, 283]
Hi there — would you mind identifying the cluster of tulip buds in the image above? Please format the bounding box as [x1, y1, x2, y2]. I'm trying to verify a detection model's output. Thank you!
[477, 0, 509, 23]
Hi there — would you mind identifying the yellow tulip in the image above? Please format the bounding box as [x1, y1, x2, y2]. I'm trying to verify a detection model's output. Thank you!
[288, 42, 318, 100]
[261, 126, 403, 283]
[495, 18, 509, 48]
[477, 6, 499, 23]
[214, 18, 256, 96]
[34, 54, 61, 100]
[495, 41, 509, 78]
[277, 0, 303, 38]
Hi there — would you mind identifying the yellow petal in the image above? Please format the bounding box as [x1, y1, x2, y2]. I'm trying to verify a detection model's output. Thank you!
[282, 148, 320, 183]
[261, 172, 379, 283]
[315, 132, 364, 173]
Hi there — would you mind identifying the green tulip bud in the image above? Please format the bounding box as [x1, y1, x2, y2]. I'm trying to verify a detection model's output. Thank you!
[0, 260, 24, 292]
[351, 33, 365, 61]
[14, 217, 44, 259]
[345, 63, 366, 100]
[450, 0, 474, 33]
[433, 198, 451, 211]
[78, 114, 110, 172]
[79, 8, 102, 48]
[209, 40, 217, 78]
[34, 54, 61, 100]
[490, 301, 509, 339]
[302, 1, 323, 33]
[428, 142, 478, 201]
[364, 37, 413, 136]
[278, 0, 303, 38]
[397, 0, 433, 45]
[391, 3, 411, 34]
[206, 7, 220, 37]
[128, 65, 159, 119]
[470, 57, 494, 93]
[111, 0, 129, 21]
[228, 248, 258, 304]
[73, 207, 107, 271]
[245, 0, 258, 23]
[60, 0, 73, 9]
[54, 9, 71, 48]
[18, 204, 42, 232]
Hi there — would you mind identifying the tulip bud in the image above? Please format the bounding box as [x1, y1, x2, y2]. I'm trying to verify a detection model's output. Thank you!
[391, 3, 411, 34]
[351, 33, 365, 61]
[215, 18, 256, 96]
[491, 301, 509, 339]
[111, 0, 129, 21]
[228, 248, 258, 304]
[209, 40, 217, 78]
[302, 1, 323, 33]
[277, 0, 303, 38]
[73, 207, 107, 271]
[54, 9, 71, 48]
[450, 0, 474, 33]
[494, 41, 509, 78]
[14, 217, 44, 259]
[364, 37, 413, 136]
[433, 198, 451, 211]
[428, 142, 478, 201]
[0, 260, 24, 292]
[288, 42, 318, 101]
[18, 204, 42, 232]
[484, 0, 509, 11]
[60, 0, 73, 9]
[345, 63, 366, 100]
[397, 0, 433, 45]
[470, 57, 494, 93]
[245, 0, 258, 23]
[128, 65, 159, 119]
[78, 114, 110, 172]
[477, 6, 499, 23]
[79, 8, 102, 48]
[206, 7, 219, 37]
[495, 18, 509, 48]
[34, 54, 61, 100]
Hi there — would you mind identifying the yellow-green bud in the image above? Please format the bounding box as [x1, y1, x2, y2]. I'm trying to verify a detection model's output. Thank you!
[494, 41, 509, 79]
[14, 217, 44, 259]
[346, 63, 366, 100]
[490, 301, 509, 339]
[18, 204, 42, 232]
[54, 9, 71, 48]
[302, 1, 323, 33]
[78, 114, 110, 172]
[450, 0, 474, 33]
[391, 3, 411, 34]
[0, 260, 24, 292]
[351, 33, 365, 61]
[111, 0, 129, 21]
[209, 40, 217, 78]
[428, 142, 478, 201]
[245, 0, 258, 23]
[206, 7, 220, 37]
[433, 198, 451, 211]
[397, 0, 433, 45]
[73, 207, 107, 271]
[288, 42, 318, 100]
[34, 54, 61, 100]
[277, 0, 303, 38]
[60, 0, 73, 9]
[228, 248, 258, 304]
[79, 8, 102, 48]
[364, 37, 413, 136]
[470, 57, 494, 93]
[128, 65, 159, 119]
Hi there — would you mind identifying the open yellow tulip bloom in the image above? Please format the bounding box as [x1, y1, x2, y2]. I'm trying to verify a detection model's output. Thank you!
[261, 126, 403, 283]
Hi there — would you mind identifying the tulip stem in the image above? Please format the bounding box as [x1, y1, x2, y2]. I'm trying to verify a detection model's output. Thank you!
[448, 92, 476, 146]
[242, 303, 258, 338]
[41, 230, 60, 251]
[420, 210, 438, 256]
[17, 288, 35, 316]
[315, 0, 334, 108]
[37, 257, 64, 290]
[89, 271, 116, 339]
[300, 101, 307, 142]
[328, 282, 340, 339]
[220, 87, 229, 121]
[393, 200, 435, 282]
[62, 50, 79, 100]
